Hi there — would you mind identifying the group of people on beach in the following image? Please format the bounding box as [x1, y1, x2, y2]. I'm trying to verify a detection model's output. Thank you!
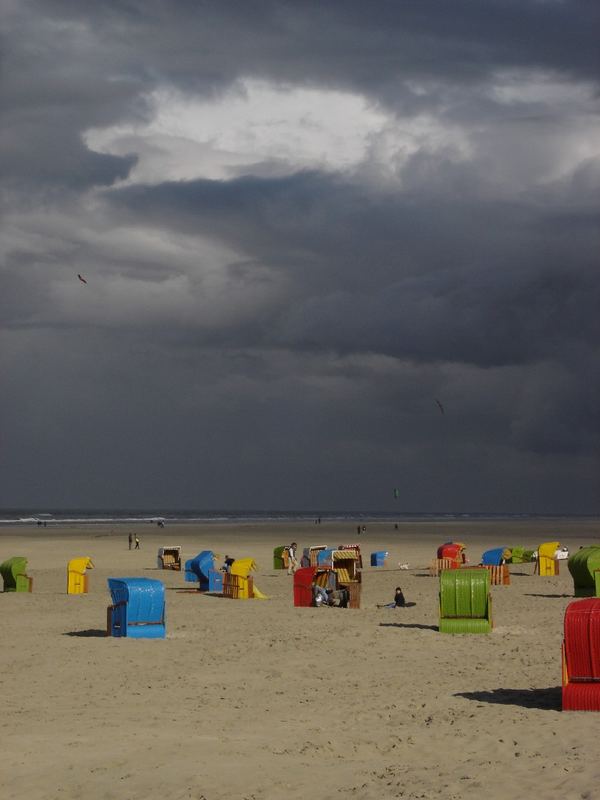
[127, 533, 140, 550]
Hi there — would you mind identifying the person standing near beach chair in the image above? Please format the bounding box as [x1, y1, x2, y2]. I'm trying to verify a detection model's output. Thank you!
[287, 542, 298, 575]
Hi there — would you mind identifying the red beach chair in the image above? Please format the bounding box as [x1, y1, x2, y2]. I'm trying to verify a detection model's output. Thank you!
[562, 598, 600, 711]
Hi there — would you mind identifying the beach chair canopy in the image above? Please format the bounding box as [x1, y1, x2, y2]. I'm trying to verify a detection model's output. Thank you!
[230, 558, 257, 578]
[0, 556, 30, 592]
[68, 557, 94, 574]
[568, 546, 600, 597]
[481, 548, 510, 567]
[538, 541, 560, 559]
[186, 551, 214, 581]
[107, 577, 165, 625]
[437, 542, 466, 562]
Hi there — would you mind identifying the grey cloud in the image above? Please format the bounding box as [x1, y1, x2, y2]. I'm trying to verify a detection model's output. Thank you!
[2, 0, 599, 511]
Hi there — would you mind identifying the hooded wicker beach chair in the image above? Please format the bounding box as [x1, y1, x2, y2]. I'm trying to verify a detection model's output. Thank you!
[562, 598, 600, 711]
[536, 541, 560, 576]
[67, 557, 94, 594]
[184, 551, 215, 589]
[439, 568, 492, 634]
[106, 577, 166, 638]
[0, 556, 33, 592]
[568, 547, 600, 598]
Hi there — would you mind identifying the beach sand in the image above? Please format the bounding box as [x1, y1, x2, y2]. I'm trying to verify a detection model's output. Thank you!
[1, 518, 600, 800]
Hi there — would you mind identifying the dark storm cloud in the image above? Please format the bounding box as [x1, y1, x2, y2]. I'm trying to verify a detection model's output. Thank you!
[105, 165, 600, 369]
[1, 0, 599, 511]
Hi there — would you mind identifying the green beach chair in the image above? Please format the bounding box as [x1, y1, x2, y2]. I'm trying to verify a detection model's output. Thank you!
[439, 568, 492, 634]
[567, 546, 600, 597]
[0, 556, 33, 592]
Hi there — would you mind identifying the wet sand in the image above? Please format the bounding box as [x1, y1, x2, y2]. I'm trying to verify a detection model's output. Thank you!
[1, 518, 599, 799]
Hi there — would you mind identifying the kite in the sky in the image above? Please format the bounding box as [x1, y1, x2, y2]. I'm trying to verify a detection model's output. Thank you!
[435, 399, 445, 415]
[77, 274, 88, 284]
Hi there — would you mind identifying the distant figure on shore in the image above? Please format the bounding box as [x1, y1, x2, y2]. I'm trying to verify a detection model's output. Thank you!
[378, 587, 407, 608]
[362, 525, 366, 534]
[157, 520, 165, 528]
[357, 525, 361, 536]
[287, 542, 298, 575]
[128, 533, 133, 550]
[134, 534, 140, 550]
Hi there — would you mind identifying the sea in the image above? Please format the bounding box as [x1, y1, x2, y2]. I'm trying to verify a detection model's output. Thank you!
[0, 509, 595, 527]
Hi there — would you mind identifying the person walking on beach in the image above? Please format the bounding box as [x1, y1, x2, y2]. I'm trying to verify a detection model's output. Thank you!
[287, 542, 298, 575]
[134, 534, 140, 550]
[128, 533, 133, 550]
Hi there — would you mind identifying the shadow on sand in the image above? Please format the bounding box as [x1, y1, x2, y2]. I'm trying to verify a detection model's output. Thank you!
[63, 629, 107, 638]
[379, 622, 437, 631]
[455, 687, 562, 711]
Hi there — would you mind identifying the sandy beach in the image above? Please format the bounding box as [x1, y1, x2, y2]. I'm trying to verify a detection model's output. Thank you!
[1, 518, 600, 800]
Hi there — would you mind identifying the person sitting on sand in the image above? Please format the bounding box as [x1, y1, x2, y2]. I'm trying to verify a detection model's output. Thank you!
[378, 587, 407, 608]
[312, 582, 329, 606]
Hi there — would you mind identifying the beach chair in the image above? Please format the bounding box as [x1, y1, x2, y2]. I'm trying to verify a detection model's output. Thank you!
[370, 551, 388, 567]
[157, 546, 182, 571]
[67, 557, 94, 594]
[208, 569, 224, 593]
[292, 566, 344, 607]
[338, 543, 363, 568]
[439, 568, 492, 634]
[562, 598, 600, 711]
[536, 541, 560, 576]
[480, 548, 510, 585]
[273, 546, 289, 570]
[508, 546, 535, 564]
[568, 547, 600, 597]
[301, 545, 328, 568]
[431, 542, 467, 576]
[222, 558, 268, 599]
[106, 577, 166, 638]
[184, 551, 215, 589]
[0, 556, 33, 592]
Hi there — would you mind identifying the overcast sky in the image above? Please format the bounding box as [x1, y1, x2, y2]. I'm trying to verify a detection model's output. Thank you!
[1, 0, 599, 512]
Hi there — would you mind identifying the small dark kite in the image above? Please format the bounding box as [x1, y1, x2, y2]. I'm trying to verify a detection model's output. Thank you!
[435, 399, 445, 415]
[77, 274, 88, 284]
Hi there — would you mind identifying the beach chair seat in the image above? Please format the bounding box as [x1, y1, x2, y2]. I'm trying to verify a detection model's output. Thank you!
[439, 568, 492, 634]
[562, 598, 600, 711]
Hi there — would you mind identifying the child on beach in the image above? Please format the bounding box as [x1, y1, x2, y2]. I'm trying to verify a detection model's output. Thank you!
[378, 587, 407, 608]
